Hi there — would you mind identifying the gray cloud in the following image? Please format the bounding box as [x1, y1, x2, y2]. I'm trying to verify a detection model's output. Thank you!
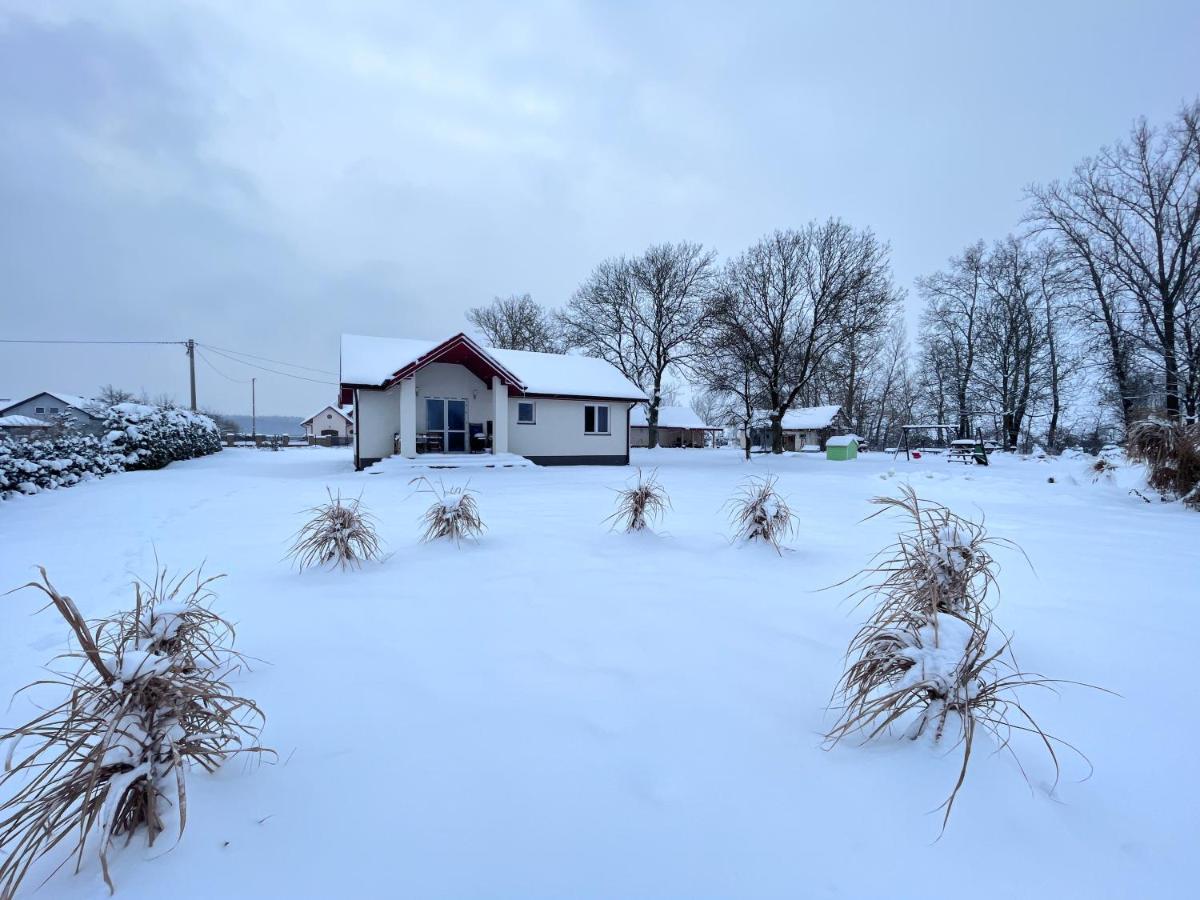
[2, 1, 1198, 414]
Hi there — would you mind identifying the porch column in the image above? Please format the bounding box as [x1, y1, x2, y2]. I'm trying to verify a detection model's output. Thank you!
[400, 376, 417, 458]
[491, 376, 508, 454]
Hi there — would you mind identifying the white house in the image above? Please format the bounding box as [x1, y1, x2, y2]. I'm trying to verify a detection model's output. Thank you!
[0, 391, 106, 435]
[629, 405, 721, 448]
[339, 333, 648, 469]
[301, 404, 354, 439]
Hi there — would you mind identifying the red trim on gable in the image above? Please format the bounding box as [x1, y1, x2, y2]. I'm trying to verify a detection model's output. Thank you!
[384, 333, 525, 390]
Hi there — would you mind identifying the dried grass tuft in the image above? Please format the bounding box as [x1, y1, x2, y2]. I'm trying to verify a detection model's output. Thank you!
[607, 469, 670, 533]
[1089, 457, 1118, 482]
[0, 566, 270, 897]
[411, 476, 485, 545]
[726, 475, 796, 553]
[825, 486, 1095, 831]
[288, 489, 382, 570]
[1126, 419, 1200, 509]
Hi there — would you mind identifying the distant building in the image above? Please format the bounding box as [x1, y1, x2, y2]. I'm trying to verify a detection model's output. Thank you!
[302, 404, 355, 439]
[743, 405, 850, 451]
[0, 392, 106, 436]
[0, 414, 53, 439]
[630, 405, 721, 448]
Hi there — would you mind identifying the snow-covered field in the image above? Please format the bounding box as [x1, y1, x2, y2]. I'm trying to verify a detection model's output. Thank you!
[1, 446, 1196, 898]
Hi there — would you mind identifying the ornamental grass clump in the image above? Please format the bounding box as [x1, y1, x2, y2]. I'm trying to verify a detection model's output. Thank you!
[288, 489, 383, 571]
[607, 469, 670, 533]
[727, 475, 796, 553]
[0, 567, 270, 898]
[825, 486, 1094, 830]
[1126, 419, 1200, 509]
[411, 476, 485, 545]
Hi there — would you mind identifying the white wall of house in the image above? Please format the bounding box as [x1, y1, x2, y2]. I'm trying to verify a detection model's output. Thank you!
[412, 363, 489, 432]
[506, 398, 630, 458]
[305, 406, 353, 438]
[357, 385, 403, 460]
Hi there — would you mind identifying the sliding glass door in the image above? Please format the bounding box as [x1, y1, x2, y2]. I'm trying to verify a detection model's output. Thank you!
[424, 398, 467, 452]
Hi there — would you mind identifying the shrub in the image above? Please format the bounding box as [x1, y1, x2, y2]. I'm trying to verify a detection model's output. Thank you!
[825, 487, 1092, 830]
[0, 433, 125, 499]
[0, 567, 269, 896]
[607, 468, 669, 533]
[1126, 419, 1200, 509]
[102, 403, 221, 471]
[726, 475, 796, 553]
[288, 490, 383, 570]
[411, 476, 484, 545]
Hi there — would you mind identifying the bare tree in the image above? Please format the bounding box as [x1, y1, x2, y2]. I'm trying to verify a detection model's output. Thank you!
[560, 242, 717, 447]
[707, 222, 899, 453]
[1029, 103, 1200, 422]
[466, 293, 563, 353]
[916, 241, 986, 438]
[97, 385, 135, 405]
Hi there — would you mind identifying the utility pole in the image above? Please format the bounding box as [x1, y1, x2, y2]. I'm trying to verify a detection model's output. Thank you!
[185, 339, 197, 411]
[251, 377, 257, 439]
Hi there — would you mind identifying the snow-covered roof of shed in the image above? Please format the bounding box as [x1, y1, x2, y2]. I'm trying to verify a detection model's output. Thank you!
[630, 405, 720, 430]
[779, 405, 842, 430]
[826, 434, 857, 447]
[340, 334, 648, 401]
[0, 415, 51, 428]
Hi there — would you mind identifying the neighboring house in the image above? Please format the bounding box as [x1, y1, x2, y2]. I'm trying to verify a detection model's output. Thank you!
[339, 332, 647, 469]
[630, 405, 721, 448]
[0, 391, 106, 436]
[301, 404, 355, 438]
[743, 405, 850, 451]
[0, 414, 53, 439]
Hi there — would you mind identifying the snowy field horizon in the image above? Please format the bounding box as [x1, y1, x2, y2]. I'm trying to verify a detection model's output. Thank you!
[1, 446, 1196, 898]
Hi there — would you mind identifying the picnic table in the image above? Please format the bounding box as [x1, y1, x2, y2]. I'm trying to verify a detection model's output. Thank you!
[948, 438, 987, 465]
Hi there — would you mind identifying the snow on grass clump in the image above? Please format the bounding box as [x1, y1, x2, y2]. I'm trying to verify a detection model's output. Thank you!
[287, 490, 383, 571]
[607, 468, 670, 533]
[0, 565, 270, 897]
[826, 486, 1097, 830]
[1126, 419, 1200, 510]
[726, 475, 797, 553]
[411, 476, 485, 545]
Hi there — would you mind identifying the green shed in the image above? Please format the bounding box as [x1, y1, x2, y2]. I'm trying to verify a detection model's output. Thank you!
[825, 434, 858, 461]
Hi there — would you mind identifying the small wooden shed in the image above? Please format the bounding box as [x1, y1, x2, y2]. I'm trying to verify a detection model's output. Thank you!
[825, 434, 858, 461]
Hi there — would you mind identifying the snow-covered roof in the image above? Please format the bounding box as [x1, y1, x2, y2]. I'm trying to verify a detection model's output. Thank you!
[779, 405, 842, 431]
[630, 405, 720, 430]
[301, 404, 354, 426]
[0, 391, 105, 418]
[0, 415, 51, 428]
[340, 333, 648, 401]
[826, 434, 857, 447]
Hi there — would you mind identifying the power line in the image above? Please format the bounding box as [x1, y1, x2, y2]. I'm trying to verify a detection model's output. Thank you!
[0, 339, 185, 345]
[197, 342, 338, 376]
[195, 349, 252, 384]
[200, 345, 337, 385]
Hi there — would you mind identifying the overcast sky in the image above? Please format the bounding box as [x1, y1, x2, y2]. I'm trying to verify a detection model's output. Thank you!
[1, 1, 1197, 415]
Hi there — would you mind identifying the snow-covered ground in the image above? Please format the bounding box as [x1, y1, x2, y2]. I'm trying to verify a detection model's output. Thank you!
[1, 447, 1196, 898]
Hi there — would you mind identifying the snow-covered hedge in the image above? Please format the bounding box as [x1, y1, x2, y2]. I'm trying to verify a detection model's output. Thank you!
[102, 404, 221, 470]
[0, 433, 125, 498]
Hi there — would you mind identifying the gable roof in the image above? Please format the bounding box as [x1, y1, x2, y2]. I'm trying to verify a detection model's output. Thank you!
[301, 404, 354, 426]
[630, 405, 721, 430]
[0, 391, 105, 419]
[340, 333, 647, 401]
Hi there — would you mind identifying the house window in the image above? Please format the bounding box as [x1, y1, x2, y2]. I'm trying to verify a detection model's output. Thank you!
[517, 401, 535, 424]
[34, 406, 45, 413]
[584, 404, 609, 435]
[50, 407, 60, 413]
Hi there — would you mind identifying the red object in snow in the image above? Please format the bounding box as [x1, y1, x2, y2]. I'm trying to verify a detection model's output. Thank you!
[912, 451, 922, 459]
